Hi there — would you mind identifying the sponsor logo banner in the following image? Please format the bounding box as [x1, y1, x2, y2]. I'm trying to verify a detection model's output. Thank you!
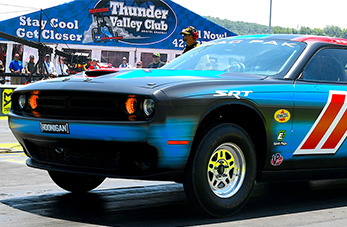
[84, 0, 177, 45]
[0, 0, 235, 50]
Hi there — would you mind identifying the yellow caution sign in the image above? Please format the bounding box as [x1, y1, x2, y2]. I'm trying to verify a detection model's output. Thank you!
[2, 89, 13, 115]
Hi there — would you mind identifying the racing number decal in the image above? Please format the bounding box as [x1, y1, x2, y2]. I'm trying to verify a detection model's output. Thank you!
[294, 91, 347, 155]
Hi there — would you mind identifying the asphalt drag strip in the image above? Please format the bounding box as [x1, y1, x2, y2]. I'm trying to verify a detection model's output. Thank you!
[0, 183, 193, 226]
[0, 142, 25, 164]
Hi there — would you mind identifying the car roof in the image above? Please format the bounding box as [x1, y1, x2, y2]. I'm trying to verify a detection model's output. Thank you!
[230, 34, 347, 46]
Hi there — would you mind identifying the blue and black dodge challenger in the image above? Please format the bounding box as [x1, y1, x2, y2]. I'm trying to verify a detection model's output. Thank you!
[8, 34, 347, 217]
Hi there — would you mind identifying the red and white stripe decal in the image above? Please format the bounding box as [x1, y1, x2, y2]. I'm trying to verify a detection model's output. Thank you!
[294, 91, 347, 155]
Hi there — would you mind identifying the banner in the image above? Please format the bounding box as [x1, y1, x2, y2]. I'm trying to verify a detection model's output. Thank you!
[0, 0, 236, 50]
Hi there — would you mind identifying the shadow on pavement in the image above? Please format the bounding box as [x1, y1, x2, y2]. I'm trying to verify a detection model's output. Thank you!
[2, 180, 347, 226]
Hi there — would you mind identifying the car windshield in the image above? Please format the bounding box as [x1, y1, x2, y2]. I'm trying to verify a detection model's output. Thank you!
[163, 37, 306, 76]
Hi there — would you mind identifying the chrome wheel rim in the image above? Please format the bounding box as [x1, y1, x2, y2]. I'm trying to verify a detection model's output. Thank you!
[207, 143, 246, 198]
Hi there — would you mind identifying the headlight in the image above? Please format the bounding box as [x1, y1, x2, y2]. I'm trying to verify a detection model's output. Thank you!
[18, 95, 26, 109]
[143, 99, 155, 116]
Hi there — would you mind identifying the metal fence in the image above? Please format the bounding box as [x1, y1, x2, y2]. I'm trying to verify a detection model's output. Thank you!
[0, 73, 67, 85]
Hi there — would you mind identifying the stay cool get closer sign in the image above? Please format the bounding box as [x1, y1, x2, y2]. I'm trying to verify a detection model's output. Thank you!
[0, 0, 235, 50]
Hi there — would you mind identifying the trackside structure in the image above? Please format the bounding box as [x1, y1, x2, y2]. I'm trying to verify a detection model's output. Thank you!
[0, 0, 236, 69]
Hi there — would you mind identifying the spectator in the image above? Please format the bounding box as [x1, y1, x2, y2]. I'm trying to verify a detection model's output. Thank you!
[83, 58, 92, 71]
[0, 60, 4, 73]
[119, 56, 132, 68]
[180, 26, 199, 54]
[56, 57, 69, 76]
[9, 53, 24, 84]
[24, 55, 37, 84]
[0, 60, 4, 82]
[25, 55, 37, 75]
[44, 54, 57, 78]
[136, 61, 143, 68]
[88, 58, 99, 70]
[147, 52, 165, 69]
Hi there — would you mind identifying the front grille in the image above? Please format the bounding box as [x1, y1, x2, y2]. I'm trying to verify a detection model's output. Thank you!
[13, 90, 150, 121]
[36, 93, 121, 120]
[25, 140, 121, 170]
[24, 139, 158, 173]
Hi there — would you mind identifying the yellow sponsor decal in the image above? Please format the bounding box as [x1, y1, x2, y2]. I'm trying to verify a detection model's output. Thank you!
[2, 89, 14, 115]
[274, 109, 291, 123]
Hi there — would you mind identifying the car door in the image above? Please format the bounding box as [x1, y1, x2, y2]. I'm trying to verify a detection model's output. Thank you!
[292, 47, 347, 169]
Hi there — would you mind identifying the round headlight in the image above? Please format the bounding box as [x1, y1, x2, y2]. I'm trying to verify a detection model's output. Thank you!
[18, 95, 26, 109]
[143, 99, 155, 116]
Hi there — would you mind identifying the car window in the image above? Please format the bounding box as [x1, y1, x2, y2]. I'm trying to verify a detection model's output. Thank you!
[163, 38, 305, 77]
[301, 48, 347, 82]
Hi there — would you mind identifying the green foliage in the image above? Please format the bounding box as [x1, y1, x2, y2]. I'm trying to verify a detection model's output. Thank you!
[206, 16, 347, 39]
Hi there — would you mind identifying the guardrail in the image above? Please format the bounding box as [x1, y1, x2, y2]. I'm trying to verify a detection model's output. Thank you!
[0, 73, 47, 85]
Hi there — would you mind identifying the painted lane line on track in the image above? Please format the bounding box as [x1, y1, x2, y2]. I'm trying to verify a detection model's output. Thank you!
[0, 159, 26, 164]
[0, 143, 23, 152]
[0, 152, 27, 164]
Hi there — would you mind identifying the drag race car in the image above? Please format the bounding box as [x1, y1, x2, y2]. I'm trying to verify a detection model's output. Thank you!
[8, 34, 347, 217]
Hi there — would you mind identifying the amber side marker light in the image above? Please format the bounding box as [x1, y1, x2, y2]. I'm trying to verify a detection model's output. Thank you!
[168, 140, 190, 145]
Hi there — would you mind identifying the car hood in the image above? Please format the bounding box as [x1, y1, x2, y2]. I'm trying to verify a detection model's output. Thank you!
[17, 69, 267, 94]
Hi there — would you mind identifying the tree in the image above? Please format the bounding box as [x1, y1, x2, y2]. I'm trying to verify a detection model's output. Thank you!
[311, 28, 326, 36]
[206, 16, 346, 38]
[324, 25, 343, 37]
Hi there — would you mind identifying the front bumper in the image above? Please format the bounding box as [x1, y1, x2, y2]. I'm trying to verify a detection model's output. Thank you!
[9, 115, 197, 179]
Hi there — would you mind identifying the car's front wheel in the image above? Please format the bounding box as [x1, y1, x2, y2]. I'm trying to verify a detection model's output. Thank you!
[48, 171, 105, 193]
[183, 123, 256, 217]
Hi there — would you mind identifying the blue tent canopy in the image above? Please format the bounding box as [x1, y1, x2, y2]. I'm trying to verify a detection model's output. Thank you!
[0, 0, 236, 50]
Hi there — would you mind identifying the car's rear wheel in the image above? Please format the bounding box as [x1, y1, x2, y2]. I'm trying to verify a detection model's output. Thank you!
[183, 123, 256, 217]
[48, 171, 105, 193]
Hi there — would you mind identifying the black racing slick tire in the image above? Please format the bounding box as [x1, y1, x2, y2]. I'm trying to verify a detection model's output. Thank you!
[183, 123, 257, 217]
[48, 171, 105, 193]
